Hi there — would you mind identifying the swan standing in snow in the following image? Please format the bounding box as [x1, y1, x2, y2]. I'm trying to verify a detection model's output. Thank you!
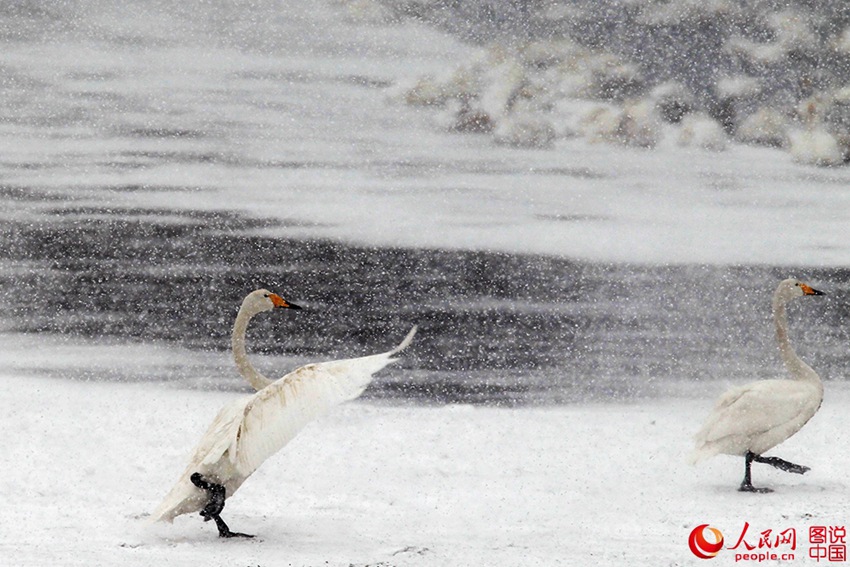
[152, 289, 416, 537]
[790, 99, 845, 166]
[690, 278, 825, 492]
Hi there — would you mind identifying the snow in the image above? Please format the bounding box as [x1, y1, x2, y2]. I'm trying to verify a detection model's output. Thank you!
[4, 371, 850, 566]
[4, 1, 850, 267]
[4, 2, 850, 563]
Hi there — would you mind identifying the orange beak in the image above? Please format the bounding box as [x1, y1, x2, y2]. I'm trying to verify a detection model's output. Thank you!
[269, 293, 302, 310]
[800, 284, 825, 296]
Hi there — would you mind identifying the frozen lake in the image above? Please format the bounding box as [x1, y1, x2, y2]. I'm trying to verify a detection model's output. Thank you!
[4, 2, 850, 566]
[2, 213, 850, 404]
[1, 0, 850, 404]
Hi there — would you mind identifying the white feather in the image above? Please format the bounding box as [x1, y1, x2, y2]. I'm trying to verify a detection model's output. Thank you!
[690, 379, 821, 463]
[152, 289, 416, 523]
[689, 278, 824, 471]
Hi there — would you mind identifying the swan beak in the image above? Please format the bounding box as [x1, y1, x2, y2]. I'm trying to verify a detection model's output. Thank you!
[801, 284, 825, 296]
[270, 294, 303, 310]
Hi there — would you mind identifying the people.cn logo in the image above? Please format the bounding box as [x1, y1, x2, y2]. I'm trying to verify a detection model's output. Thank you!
[689, 524, 725, 559]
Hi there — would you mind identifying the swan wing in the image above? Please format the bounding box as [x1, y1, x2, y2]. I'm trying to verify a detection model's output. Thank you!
[233, 326, 417, 477]
[151, 397, 251, 522]
[151, 326, 415, 522]
[700, 381, 813, 441]
[690, 379, 820, 463]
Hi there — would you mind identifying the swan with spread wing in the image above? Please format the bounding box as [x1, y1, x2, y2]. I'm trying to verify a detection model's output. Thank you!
[690, 278, 825, 492]
[152, 289, 416, 537]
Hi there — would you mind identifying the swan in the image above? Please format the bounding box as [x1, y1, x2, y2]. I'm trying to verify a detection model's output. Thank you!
[152, 289, 417, 537]
[690, 278, 825, 492]
[790, 99, 844, 166]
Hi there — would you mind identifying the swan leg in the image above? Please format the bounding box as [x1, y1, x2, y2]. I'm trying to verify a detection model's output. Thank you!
[752, 454, 810, 475]
[190, 473, 225, 519]
[190, 473, 254, 538]
[210, 515, 253, 539]
[739, 452, 774, 493]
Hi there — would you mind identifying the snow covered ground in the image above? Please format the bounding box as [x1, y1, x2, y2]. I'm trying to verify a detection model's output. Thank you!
[3, 2, 850, 565]
[4, 371, 850, 566]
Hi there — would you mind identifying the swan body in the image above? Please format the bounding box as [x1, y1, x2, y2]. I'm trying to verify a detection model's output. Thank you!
[790, 99, 845, 166]
[678, 112, 728, 152]
[691, 378, 821, 460]
[153, 289, 416, 529]
[690, 278, 825, 492]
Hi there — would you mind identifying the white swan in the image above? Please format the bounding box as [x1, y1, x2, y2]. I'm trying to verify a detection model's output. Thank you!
[690, 278, 825, 492]
[152, 289, 416, 536]
[790, 99, 845, 166]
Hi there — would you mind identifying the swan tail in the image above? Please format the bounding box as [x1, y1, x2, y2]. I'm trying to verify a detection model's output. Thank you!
[688, 437, 724, 465]
[151, 401, 247, 523]
[150, 476, 205, 523]
[687, 449, 706, 466]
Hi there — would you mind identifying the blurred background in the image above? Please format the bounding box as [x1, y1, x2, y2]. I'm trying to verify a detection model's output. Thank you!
[1, 0, 849, 404]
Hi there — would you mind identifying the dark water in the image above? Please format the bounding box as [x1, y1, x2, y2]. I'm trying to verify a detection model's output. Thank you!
[2, 1, 850, 405]
[2, 199, 848, 405]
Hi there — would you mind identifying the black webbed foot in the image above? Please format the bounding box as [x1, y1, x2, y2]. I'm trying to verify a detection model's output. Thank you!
[213, 515, 255, 538]
[740, 452, 776, 494]
[190, 472, 254, 538]
[738, 482, 774, 493]
[753, 455, 810, 475]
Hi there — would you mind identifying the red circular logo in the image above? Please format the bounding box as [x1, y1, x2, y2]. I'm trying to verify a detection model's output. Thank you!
[689, 524, 724, 559]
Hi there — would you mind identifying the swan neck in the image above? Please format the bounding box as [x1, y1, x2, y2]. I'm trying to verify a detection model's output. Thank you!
[773, 294, 820, 385]
[232, 307, 273, 391]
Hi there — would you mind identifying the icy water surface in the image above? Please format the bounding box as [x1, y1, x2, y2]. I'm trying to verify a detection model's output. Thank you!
[2, 1, 850, 404]
[3, 0, 850, 265]
[2, 203, 849, 404]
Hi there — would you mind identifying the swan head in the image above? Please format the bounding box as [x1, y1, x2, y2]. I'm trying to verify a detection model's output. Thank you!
[775, 278, 825, 303]
[241, 288, 302, 315]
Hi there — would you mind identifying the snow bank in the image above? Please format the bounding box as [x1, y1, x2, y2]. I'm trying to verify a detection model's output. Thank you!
[4, 373, 850, 566]
[387, 2, 850, 166]
[4, 0, 850, 266]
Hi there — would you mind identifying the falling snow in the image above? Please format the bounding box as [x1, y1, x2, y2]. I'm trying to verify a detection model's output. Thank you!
[2, 1, 850, 565]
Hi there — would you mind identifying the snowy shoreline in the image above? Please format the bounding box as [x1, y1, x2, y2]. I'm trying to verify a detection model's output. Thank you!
[4, 0, 850, 268]
[4, 372, 850, 566]
[4, 2, 850, 562]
